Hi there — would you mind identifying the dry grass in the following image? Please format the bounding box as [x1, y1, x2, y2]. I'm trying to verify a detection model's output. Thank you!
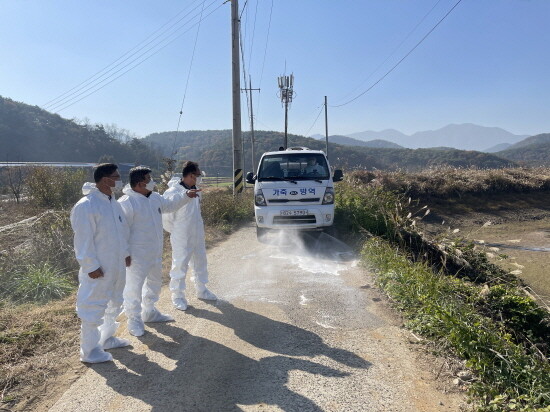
[0, 201, 43, 228]
[352, 166, 550, 200]
[0, 296, 79, 409]
[200, 186, 254, 232]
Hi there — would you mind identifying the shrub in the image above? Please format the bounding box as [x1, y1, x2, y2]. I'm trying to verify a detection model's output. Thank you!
[6, 263, 75, 304]
[201, 188, 254, 232]
[479, 285, 550, 354]
[0, 210, 77, 303]
[26, 167, 88, 208]
[335, 178, 405, 241]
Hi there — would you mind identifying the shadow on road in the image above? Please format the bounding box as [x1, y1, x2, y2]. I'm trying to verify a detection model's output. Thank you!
[92, 320, 360, 411]
[188, 301, 370, 369]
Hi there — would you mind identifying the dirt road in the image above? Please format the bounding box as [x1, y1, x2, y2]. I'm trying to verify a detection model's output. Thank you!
[39, 224, 464, 412]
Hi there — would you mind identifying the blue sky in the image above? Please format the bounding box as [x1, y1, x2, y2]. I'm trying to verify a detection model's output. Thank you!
[1, 0, 549, 138]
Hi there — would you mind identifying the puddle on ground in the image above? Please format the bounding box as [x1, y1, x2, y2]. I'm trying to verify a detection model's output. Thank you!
[475, 241, 550, 252]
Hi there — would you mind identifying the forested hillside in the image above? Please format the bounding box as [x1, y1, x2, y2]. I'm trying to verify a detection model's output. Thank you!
[144, 130, 516, 175]
[496, 134, 550, 166]
[318, 134, 403, 149]
[0, 95, 521, 173]
[506, 133, 550, 150]
[0, 96, 161, 165]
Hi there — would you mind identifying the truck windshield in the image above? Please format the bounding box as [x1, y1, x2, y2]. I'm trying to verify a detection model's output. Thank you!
[258, 153, 329, 181]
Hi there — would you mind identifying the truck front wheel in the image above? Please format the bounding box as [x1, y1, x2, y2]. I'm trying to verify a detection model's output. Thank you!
[322, 225, 336, 237]
[256, 226, 269, 242]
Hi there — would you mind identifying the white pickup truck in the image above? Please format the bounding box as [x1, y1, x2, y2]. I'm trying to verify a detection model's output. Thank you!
[246, 147, 343, 239]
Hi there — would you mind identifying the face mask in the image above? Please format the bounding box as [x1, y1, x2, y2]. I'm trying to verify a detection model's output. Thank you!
[104, 177, 122, 194]
[112, 179, 123, 193]
[145, 180, 156, 191]
[196, 176, 203, 185]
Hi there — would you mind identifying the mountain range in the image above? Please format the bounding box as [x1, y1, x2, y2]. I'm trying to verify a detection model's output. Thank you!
[2, 95, 549, 173]
[312, 134, 403, 149]
[328, 123, 530, 152]
[495, 133, 550, 167]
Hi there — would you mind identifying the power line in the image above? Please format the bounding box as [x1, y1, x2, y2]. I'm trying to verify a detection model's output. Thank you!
[336, 0, 444, 104]
[255, 0, 273, 125]
[239, 0, 258, 124]
[247, 0, 260, 81]
[239, 19, 250, 113]
[47, 0, 223, 113]
[49, 0, 219, 112]
[332, 0, 463, 108]
[43, 0, 204, 109]
[239, 17, 252, 174]
[258, 0, 274, 88]
[171, 0, 207, 158]
[254, 118, 275, 131]
[239, 0, 249, 19]
[302, 104, 324, 137]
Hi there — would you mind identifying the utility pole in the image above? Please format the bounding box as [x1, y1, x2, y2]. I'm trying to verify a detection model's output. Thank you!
[324, 96, 329, 157]
[242, 76, 260, 173]
[231, 0, 243, 195]
[277, 74, 295, 149]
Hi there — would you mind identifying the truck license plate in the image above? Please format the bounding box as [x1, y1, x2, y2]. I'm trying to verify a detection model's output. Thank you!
[280, 210, 307, 216]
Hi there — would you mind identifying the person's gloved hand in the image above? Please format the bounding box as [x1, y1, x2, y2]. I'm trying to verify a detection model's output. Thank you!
[186, 189, 202, 198]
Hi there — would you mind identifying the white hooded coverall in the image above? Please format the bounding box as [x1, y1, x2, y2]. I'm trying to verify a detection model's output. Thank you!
[118, 185, 188, 321]
[162, 179, 209, 302]
[71, 182, 130, 363]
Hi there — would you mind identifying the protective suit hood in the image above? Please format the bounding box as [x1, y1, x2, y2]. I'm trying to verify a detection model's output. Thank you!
[82, 182, 99, 196]
[167, 177, 182, 189]
[122, 184, 141, 197]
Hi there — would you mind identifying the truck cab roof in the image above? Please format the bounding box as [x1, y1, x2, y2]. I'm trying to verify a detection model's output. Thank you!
[262, 147, 326, 156]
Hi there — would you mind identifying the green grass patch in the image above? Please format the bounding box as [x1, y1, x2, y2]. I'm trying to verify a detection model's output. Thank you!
[335, 176, 550, 411]
[0, 209, 79, 305]
[6, 263, 75, 304]
[0, 321, 51, 344]
[362, 238, 550, 411]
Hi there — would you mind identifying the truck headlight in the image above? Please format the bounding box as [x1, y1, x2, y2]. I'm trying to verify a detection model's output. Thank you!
[322, 187, 334, 204]
[255, 189, 266, 206]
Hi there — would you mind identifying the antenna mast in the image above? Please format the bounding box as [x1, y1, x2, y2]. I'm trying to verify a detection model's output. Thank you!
[277, 74, 295, 149]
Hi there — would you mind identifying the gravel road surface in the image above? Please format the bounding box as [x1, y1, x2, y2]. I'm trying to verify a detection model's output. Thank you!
[43, 224, 464, 411]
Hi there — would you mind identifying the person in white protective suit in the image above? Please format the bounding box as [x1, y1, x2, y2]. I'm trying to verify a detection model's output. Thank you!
[118, 166, 190, 337]
[304, 156, 327, 176]
[70, 163, 132, 363]
[163, 161, 217, 311]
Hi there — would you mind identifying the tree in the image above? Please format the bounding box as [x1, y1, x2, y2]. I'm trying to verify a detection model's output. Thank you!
[2, 165, 25, 203]
[98, 154, 116, 164]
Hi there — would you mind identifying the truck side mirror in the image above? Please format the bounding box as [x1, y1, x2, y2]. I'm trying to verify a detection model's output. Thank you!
[245, 172, 255, 184]
[333, 169, 343, 182]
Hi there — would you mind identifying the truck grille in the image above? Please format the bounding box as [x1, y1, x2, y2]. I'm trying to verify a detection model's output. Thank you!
[268, 198, 320, 203]
[272, 215, 317, 224]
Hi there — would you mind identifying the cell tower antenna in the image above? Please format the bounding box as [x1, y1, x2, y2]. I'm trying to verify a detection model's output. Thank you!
[277, 73, 295, 149]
